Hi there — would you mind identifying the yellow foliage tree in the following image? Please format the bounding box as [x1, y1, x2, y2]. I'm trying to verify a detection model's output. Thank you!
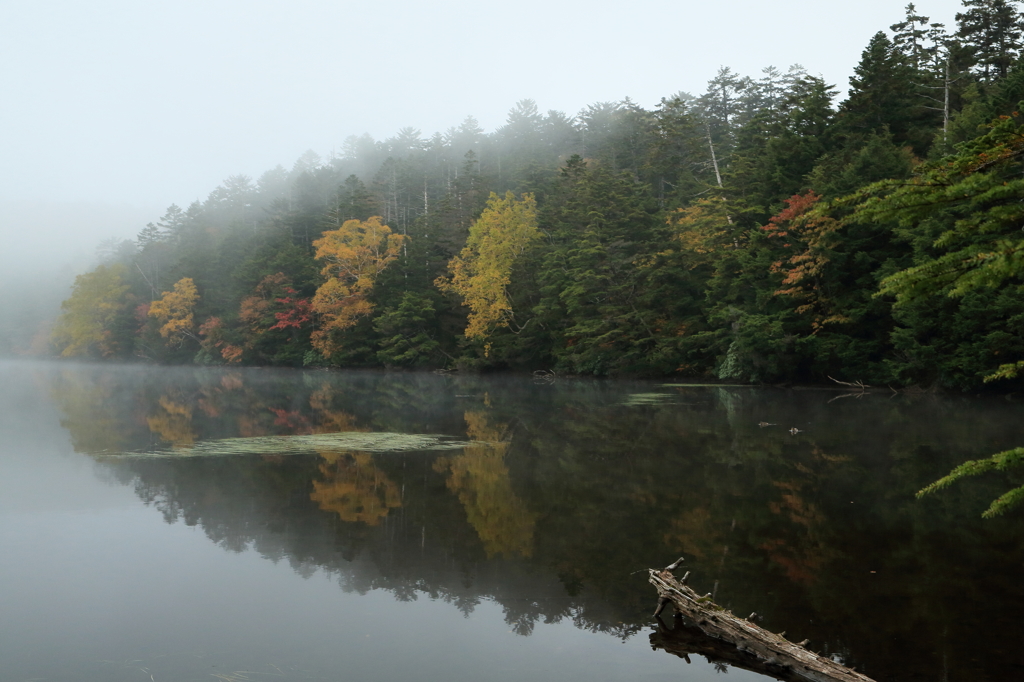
[310, 217, 405, 355]
[148, 277, 199, 345]
[668, 197, 736, 266]
[51, 264, 130, 357]
[435, 191, 539, 343]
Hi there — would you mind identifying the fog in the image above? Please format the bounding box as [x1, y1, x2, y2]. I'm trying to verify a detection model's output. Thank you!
[0, 0, 964, 355]
[0, 200, 158, 354]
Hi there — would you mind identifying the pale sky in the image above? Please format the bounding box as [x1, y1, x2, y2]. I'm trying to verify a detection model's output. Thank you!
[0, 0, 965, 290]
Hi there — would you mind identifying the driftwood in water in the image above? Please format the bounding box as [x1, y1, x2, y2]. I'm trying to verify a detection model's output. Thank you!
[648, 560, 875, 682]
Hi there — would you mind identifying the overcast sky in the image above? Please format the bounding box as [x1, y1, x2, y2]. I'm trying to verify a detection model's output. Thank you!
[0, 0, 965, 269]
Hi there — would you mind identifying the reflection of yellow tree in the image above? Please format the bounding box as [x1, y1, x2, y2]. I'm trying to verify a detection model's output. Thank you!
[146, 396, 196, 447]
[433, 411, 536, 558]
[310, 451, 401, 525]
[50, 370, 129, 453]
[309, 383, 367, 434]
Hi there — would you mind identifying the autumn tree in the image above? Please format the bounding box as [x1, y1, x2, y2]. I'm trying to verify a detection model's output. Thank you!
[763, 191, 847, 332]
[197, 317, 243, 363]
[310, 216, 405, 356]
[51, 264, 133, 358]
[435, 191, 539, 347]
[148, 277, 200, 346]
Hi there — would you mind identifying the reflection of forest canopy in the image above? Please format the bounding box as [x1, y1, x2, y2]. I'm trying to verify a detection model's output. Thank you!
[47, 364, 1024, 680]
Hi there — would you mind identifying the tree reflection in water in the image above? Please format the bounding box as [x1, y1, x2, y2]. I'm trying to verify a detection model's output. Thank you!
[46, 364, 1024, 681]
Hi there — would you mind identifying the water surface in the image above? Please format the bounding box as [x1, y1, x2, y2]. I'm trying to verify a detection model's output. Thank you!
[1, 360, 1022, 681]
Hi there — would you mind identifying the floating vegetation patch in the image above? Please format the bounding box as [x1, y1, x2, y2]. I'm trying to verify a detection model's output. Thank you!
[90, 432, 479, 459]
[622, 392, 678, 406]
[659, 383, 749, 388]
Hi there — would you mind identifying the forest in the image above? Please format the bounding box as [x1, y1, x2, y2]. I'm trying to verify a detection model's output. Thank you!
[49, 1, 1024, 392]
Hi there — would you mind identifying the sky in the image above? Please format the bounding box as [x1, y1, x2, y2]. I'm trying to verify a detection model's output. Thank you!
[0, 0, 965, 330]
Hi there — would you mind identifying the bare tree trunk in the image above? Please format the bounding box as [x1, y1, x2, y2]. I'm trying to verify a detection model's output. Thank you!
[943, 57, 950, 144]
[706, 125, 723, 189]
[648, 561, 876, 682]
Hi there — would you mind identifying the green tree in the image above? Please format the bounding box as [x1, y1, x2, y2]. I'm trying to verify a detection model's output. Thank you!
[853, 110, 1024, 514]
[530, 158, 679, 375]
[373, 292, 442, 368]
[956, 0, 1024, 80]
[837, 31, 936, 155]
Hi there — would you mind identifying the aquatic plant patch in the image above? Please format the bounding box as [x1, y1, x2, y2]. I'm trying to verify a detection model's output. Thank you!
[90, 432, 479, 458]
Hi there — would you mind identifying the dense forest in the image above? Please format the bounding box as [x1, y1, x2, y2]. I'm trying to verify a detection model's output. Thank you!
[49, 1, 1024, 391]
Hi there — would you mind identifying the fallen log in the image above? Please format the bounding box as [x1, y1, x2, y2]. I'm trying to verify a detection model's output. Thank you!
[648, 559, 875, 682]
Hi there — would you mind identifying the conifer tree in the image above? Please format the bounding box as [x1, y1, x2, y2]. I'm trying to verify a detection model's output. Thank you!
[838, 32, 934, 154]
[956, 0, 1024, 80]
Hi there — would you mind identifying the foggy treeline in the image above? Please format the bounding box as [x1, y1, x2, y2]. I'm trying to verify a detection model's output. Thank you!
[41, 2, 1024, 391]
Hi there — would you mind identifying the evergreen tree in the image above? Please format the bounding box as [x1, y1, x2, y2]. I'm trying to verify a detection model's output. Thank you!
[527, 157, 678, 375]
[837, 32, 936, 155]
[956, 0, 1024, 80]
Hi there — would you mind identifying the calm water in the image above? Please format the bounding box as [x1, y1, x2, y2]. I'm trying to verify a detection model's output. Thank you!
[1, 360, 1022, 682]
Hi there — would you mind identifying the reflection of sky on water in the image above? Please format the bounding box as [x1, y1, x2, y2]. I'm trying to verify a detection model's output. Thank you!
[1, 497, 751, 682]
[0, 360, 756, 682]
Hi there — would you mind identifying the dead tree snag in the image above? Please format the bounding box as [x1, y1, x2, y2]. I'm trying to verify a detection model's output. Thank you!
[648, 560, 875, 682]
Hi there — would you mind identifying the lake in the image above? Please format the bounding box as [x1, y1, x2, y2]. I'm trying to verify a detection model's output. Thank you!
[1, 359, 1022, 681]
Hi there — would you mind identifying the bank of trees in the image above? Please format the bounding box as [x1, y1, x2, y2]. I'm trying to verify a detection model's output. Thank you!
[52, 1, 1024, 392]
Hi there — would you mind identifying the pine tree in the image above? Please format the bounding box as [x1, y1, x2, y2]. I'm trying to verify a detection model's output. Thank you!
[837, 31, 936, 155]
[957, 0, 1024, 80]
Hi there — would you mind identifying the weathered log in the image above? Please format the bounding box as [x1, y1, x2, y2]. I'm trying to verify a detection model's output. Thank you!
[648, 562, 875, 682]
[652, 615, 809, 680]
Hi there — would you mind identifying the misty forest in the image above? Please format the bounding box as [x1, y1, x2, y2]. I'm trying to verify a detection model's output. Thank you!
[8, 4, 1024, 682]
[39, 2, 1024, 393]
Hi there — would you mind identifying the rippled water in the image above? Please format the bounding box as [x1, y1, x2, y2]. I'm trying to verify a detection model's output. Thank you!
[1, 360, 1022, 681]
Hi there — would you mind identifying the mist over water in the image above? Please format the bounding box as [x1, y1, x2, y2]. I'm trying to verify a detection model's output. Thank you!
[0, 201, 158, 355]
[1, 360, 1022, 681]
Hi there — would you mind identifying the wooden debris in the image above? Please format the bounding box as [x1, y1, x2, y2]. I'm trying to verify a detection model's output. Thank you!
[827, 376, 870, 391]
[648, 561, 875, 682]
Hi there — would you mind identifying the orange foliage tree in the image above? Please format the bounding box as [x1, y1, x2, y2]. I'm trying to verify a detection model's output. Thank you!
[310, 217, 405, 355]
[762, 191, 847, 331]
[148, 277, 200, 345]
